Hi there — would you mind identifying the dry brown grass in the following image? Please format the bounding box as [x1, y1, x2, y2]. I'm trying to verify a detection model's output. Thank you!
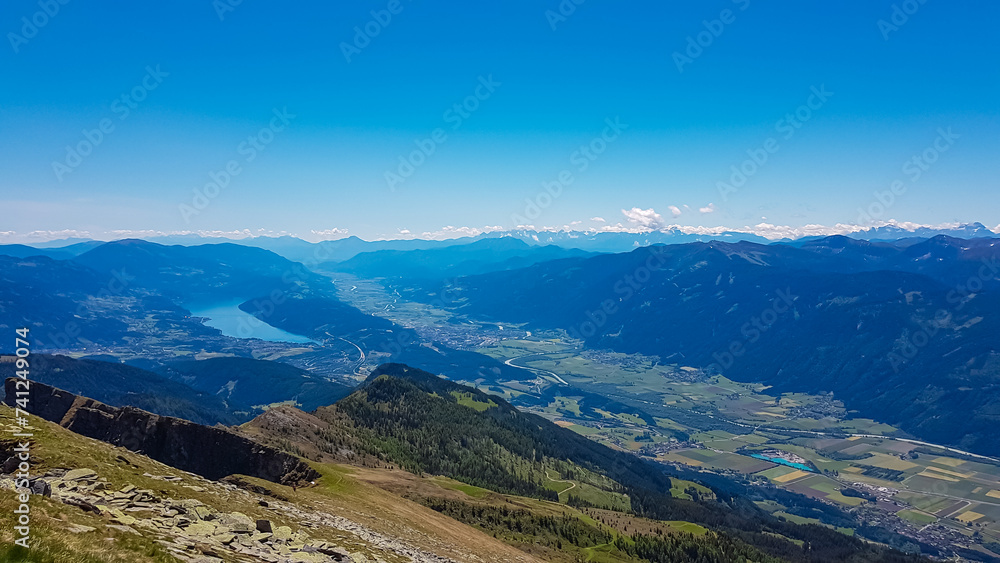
[0, 404, 542, 563]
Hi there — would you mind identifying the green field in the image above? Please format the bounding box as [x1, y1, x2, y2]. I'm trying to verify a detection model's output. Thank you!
[897, 510, 937, 525]
[468, 333, 1000, 545]
[450, 391, 496, 412]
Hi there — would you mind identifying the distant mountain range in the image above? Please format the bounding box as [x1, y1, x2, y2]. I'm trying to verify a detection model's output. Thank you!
[0, 238, 530, 385]
[6, 222, 995, 263]
[4, 233, 1000, 457]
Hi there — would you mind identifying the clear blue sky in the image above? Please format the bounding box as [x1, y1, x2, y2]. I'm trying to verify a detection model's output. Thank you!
[2, 0, 998, 240]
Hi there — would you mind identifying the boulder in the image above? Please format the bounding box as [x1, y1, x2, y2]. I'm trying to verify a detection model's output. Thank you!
[192, 506, 213, 520]
[29, 479, 51, 497]
[185, 521, 217, 536]
[272, 526, 294, 541]
[64, 468, 97, 481]
[218, 512, 254, 533]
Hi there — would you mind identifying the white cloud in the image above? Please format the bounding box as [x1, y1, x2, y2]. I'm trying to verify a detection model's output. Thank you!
[699, 203, 716, 214]
[621, 207, 666, 230]
[668, 205, 682, 217]
[575, 218, 993, 241]
[12, 229, 93, 242]
[416, 225, 505, 241]
[1, 219, 992, 246]
[309, 228, 350, 241]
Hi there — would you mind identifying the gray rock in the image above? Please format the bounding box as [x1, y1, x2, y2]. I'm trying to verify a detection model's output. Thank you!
[63, 469, 97, 481]
[213, 532, 237, 544]
[2, 456, 18, 473]
[191, 506, 213, 520]
[186, 521, 217, 536]
[30, 479, 51, 497]
[64, 468, 97, 481]
[106, 524, 141, 535]
[272, 525, 294, 541]
[218, 512, 254, 533]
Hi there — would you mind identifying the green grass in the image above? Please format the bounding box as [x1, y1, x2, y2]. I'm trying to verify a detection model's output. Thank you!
[562, 481, 631, 512]
[896, 492, 959, 514]
[757, 465, 799, 481]
[669, 478, 714, 501]
[432, 477, 493, 499]
[0, 533, 177, 563]
[898, 510, 937, 525]
[473, 336, 1000, 541]
[775, 512, 856, 536]
[450, 391, 496, 412]
[665, 521, 709, 536]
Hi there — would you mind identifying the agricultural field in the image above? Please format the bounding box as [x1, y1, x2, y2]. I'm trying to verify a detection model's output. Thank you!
[467, 332, 1000, 554]
[326, 280, 1000, 557]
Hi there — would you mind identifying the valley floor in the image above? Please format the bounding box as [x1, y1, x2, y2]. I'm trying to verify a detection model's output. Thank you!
[328, 272, 1000, 561]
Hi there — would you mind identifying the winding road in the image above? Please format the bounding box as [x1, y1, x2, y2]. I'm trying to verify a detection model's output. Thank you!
[325, 332, 366, 376]
[544, 470, 577, 495]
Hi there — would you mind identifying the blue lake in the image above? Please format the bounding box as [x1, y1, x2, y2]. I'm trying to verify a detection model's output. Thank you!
[749, 453, 814, 472]
[188, 301, 315, 344]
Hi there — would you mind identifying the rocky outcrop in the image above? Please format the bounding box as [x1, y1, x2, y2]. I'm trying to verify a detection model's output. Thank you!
[4, 378, 318, 485]
[2, 466, 458, 562]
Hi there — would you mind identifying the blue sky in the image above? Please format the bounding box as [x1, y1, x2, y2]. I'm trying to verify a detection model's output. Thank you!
[1, 0, 998, 241]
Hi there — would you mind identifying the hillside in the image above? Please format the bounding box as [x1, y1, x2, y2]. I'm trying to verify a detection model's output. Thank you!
[0, 371, 927, 563]
[72, 239, 331, 302]
[0, 398, 541, 562]
[326, 238, 594, 280]
[154, 356, 354, 415]
[244, 363, 931, 562]
[0, 255, 136, 348]
[0, 354, 238, 426]
[0, 355, 355, 425]
[406, 238, 1000, 457]
[237, 295, 528, 384]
